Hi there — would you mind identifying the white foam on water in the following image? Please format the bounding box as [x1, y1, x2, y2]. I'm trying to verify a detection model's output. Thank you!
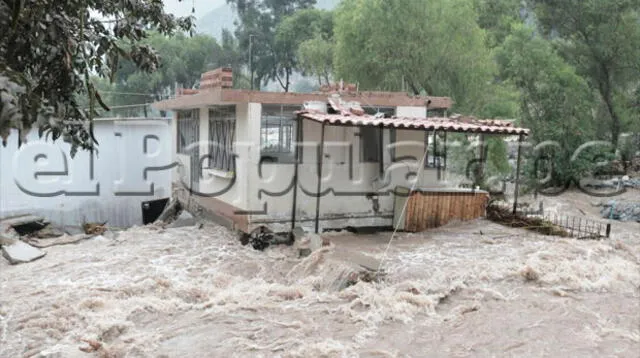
[0, 212, 638, 357]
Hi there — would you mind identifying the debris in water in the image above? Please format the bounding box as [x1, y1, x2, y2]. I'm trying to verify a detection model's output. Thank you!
[83, 222, 107, 235]
[520, 265, 540, 282]
[487, 204, 569, 237]
[0, 214, 48, 236]
[1, 240, 46, 264]
[155, 197, 181, 223]
[79, 338, 102, 353]
[167, 210, 196, 228]
[25, 233, 94, 248]
[33, 224, 65, 239]
[287, 246, 384, 291]
[0, 234, 17, 247]
[242, 226, 293, 251]
[296, 233, 329, 257]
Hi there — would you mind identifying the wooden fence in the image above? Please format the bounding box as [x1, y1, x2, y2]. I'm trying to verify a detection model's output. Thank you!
[398, 189, 490, 232]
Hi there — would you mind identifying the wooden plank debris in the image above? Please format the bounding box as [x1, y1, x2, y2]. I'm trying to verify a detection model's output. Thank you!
[25, 234, 94, 248]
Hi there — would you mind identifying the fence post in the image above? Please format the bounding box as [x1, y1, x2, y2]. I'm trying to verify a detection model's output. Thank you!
[512, 134, 524, 215]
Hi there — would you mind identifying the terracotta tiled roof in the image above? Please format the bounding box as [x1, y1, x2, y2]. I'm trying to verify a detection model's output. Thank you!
[298, 111, 529, 135]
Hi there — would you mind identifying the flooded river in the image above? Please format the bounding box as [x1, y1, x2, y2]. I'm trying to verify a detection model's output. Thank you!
[1, 191, 638, 357]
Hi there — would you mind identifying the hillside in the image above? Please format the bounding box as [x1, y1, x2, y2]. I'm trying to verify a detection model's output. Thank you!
[196, 0, 340, 39]
[196, 3, 236, 39]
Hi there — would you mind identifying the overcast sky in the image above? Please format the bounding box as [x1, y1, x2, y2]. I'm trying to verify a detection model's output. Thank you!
[162, 0, 225, 19]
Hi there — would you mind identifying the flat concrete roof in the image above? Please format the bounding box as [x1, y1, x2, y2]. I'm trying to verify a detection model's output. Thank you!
[152, 88, 453, 111]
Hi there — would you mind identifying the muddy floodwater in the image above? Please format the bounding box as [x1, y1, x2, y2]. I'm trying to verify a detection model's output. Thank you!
[1, 191, 639, 357]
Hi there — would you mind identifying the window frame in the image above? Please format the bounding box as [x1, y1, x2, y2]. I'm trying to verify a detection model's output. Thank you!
[359, 106, 395, 163]
[176, 109, 199, 154]
[260, 104, 302, 164]
[208, 105, 236, 172]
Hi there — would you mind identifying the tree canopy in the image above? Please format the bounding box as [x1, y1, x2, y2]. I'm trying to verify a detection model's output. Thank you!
[111, 32, 223, 107]
[226, 0, 316, 91]
[276, 9, 334, 87]
[333, 0, 496, 114]
[0, 0, 194, 152]
[530, 0, 640, 146]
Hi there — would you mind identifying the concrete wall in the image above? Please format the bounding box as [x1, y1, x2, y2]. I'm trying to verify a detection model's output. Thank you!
[0, 119, 172, 228]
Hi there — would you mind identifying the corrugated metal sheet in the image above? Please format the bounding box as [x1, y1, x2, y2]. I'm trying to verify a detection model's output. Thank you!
[298, 112, 530, 135]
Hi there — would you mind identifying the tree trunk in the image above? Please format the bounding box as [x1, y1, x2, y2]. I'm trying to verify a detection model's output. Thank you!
[598, 66, 620, 148]
[406, 78, 420, 95]
[284, 69, 290, 92]
[603, 91, 621, 148]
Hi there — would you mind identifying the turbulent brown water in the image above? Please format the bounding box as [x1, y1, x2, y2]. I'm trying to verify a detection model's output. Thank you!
[1, 191, 639, 357]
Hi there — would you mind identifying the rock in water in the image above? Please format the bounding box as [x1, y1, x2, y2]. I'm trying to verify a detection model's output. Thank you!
[167, 210, 196, 228]
[2, 240, 46, 264]
[296, 233, 325, 257]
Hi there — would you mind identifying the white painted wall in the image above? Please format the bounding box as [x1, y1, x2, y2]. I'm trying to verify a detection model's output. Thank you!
[244, 105, 445, 230]
[178, 104, 450, 231]
[0, 119, 172, 228]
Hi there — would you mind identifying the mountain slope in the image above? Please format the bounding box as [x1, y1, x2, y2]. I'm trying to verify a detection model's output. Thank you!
[196, 3, 237, 39]
[196, 0, 340, 39]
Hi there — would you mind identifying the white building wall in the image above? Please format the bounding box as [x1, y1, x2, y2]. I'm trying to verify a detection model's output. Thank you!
[173, 103, 449, 231]
[171, 111, 179, 183]
[394, 106, 440, 187]
[243, 105, 444, 231]
[0, 119, 172, 228]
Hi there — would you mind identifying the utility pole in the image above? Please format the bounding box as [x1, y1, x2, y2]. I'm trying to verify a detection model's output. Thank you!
[249, 34, 254, 90]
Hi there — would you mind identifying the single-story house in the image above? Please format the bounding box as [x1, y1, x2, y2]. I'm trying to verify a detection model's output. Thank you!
[153, 68, 529, 237]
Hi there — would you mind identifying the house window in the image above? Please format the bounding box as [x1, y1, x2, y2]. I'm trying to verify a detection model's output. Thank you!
[209, 106, 236, 172]
[360, 126, 382, 162]
[260, 104, 301, 163]
[359, 106, 395, 163]
[177, 109, 199, 154]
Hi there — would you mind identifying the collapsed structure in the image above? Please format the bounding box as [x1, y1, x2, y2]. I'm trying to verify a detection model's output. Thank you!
[153, 68, 529, 239]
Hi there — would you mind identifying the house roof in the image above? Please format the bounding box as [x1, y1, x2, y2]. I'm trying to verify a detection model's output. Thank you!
[298, 111, 530, 135]
[152, 87, 453, 110]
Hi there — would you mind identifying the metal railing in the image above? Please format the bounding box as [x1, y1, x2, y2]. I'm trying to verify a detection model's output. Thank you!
[516, 203, 611, 240]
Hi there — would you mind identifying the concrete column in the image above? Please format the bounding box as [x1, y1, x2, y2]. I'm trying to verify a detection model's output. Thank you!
[245, 102, 262, 211]
[170, 111, 179, 183]
[199, 107, 209, 167]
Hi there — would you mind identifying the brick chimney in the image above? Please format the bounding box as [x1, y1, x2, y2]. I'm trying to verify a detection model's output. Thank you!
[320, 80, 357, 93]
[200, 67, 233, 91]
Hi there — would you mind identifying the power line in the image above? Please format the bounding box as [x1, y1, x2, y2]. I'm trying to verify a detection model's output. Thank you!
[101, 91, 159, 96]
[85, 103, 152, 110]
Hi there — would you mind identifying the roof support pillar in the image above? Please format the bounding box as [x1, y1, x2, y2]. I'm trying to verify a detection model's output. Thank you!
[443, 131, 448, 181]
[423, 131, 429, 169]
[513, 134, 524, 215]
[435, 131, 441, 181]
[314, 121, 327, 234]
[290, 117, 303, 232]
[476, 134, 486, 187]
[433, 130, 437, 169]
[379, 124, 384, 176]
